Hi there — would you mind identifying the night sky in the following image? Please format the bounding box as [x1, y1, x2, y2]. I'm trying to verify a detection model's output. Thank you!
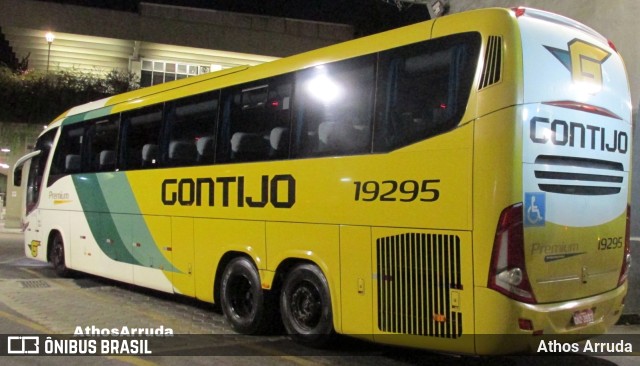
[39, 0, 432, 37]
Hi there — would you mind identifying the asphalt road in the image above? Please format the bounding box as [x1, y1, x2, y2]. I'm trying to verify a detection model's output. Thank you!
[0, 229, 637, 366]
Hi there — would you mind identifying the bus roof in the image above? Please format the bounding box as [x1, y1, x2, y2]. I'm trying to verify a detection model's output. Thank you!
[49, 7, 526, 129]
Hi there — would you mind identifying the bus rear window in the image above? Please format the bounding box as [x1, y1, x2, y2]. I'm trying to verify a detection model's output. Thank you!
[292, 55, 375, 158]
[374, 32, 481, 152]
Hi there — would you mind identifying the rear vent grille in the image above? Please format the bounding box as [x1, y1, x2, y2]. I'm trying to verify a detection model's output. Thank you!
[534, 155, 624, 195]
[376, 233, 462, 338]
[479, 36, 502, 89]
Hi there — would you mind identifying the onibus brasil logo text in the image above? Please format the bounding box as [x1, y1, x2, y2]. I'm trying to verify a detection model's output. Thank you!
[6, 326, 173, 355]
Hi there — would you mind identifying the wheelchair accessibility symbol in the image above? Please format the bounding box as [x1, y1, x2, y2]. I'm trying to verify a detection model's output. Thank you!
[524, 192, 546, 227]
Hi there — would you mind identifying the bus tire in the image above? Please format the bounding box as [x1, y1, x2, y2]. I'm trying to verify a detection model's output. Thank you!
[50, 232, 71, 278]
[280, 263, 334, 347]
[220, 257, 270, 334]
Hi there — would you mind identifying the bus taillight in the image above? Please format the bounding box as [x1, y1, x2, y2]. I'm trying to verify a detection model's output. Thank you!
[488, 203, 537, 304]
[512, 7, 526, 18]
[618, 205, 632, 287]
[542, 101, 622, 120]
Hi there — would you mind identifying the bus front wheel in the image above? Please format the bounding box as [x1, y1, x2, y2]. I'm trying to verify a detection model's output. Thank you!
[50, 233, 70, 277]
[280, 263, 334, 347]
[220, 257, 270, 334]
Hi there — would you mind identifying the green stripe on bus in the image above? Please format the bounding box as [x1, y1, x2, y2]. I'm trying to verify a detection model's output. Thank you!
[73, 174, 138, 265]
[72, 173, 179, 272]
[62, 106, 113, 126]
[97, 173, 179, 272]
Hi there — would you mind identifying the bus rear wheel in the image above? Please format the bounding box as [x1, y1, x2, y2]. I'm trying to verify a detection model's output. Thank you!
[220, 257, 270, 334]
[280, 263, 334, 347]
[50, 233, 70, 277]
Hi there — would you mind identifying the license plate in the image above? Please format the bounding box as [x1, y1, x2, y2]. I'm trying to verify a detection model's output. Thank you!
[572, 308, 595, 326]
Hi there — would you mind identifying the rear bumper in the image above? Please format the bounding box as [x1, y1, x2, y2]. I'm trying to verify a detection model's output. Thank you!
[474, 282, 627, 355]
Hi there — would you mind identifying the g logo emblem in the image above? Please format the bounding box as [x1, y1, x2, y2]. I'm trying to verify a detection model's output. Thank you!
[545, 39, 611, 94]
[568, 39, 610, 92]
[28, 240, 41, 257]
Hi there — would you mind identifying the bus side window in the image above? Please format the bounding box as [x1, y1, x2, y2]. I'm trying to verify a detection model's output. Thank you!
[267, 83, 292, 160]
[120, 105, 163, 170]
[374, 33, 481, 152]
[85, 116, 120, 172]
[218, 77, 293, 163]
[48, 124, 85, 186]
[164, 91, 219, 167]
[292, 55, 375, 158]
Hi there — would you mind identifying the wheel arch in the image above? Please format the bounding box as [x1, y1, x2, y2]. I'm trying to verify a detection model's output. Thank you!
[276, 258, 336, 346]
[271, 256, 340, 333]
[213, 251, 256, 305]
[46, 229, 63, 263]
[213, 254, 323, 324]
[271, 256, 341, 318]
[270, 257, 317, 296]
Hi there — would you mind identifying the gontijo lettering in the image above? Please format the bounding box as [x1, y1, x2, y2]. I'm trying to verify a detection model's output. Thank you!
[161, 174, 296, 208]
[529, 117, 628, 154]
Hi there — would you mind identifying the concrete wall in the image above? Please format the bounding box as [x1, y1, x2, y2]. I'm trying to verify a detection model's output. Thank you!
[138, 3, 353, 57]
[0, 122, 41, 228]
[0, 0, 353, 58]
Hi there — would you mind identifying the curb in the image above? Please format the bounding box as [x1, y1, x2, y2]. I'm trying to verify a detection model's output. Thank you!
[617, 313, 640, 325]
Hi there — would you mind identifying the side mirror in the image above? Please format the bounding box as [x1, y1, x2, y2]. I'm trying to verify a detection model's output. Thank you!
[12, 150, 41, 188]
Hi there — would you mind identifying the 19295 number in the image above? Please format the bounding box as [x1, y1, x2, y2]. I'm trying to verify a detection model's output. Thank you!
[353, 179, 440, 202]
[598, 237, 623, 250]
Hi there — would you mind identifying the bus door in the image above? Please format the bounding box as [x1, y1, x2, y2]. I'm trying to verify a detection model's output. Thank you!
[13, 128, 58, 261]
[14, 156, 45, 260]
[23, 157, 44, 260]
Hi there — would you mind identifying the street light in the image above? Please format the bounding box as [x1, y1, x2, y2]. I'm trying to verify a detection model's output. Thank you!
[45, 32, 55, 72]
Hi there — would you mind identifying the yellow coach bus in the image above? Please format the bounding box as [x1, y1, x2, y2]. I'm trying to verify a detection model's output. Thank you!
[13, 7, 632, 354]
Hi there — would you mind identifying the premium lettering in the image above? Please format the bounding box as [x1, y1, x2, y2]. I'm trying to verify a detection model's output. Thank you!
[531, 242, 579, 255]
